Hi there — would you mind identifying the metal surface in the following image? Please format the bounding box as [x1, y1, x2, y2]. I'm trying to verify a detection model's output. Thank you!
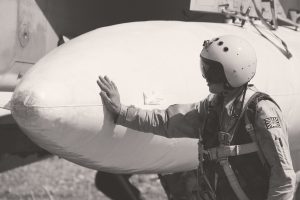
[9, 21, 300, 174]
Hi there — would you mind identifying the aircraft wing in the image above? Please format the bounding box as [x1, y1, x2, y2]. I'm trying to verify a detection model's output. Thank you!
[0, 113, 50, 173]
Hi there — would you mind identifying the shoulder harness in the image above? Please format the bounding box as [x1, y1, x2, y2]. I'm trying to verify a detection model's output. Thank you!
[198, 90, 280, 200]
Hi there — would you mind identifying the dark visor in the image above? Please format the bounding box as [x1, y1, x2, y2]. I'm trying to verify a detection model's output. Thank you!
[200, 56, 227, 84]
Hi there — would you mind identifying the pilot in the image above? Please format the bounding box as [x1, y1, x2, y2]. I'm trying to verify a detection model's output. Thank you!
[97, 35, 296, 200]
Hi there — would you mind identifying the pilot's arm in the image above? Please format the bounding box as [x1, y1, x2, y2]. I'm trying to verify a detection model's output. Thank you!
[97, 75, 205, 138]
[255, 100, 296, 200]
[116, 103, 203, 138]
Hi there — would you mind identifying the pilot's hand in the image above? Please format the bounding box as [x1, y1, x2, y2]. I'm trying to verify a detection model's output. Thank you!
[97, 76, 121, 120]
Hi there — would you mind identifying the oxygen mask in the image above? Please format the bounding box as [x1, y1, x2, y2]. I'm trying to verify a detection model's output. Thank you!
[200, 57, 227, 85]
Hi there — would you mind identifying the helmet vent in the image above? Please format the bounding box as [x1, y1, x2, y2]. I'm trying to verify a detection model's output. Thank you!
[218, 41, 223, 46]
[223, 47, 229, 52]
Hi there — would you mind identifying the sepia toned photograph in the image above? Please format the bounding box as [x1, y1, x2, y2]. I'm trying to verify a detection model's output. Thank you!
[1, 0, 300, 199]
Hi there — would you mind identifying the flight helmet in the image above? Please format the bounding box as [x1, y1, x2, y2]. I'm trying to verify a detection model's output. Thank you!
[200, 35, 257, 88]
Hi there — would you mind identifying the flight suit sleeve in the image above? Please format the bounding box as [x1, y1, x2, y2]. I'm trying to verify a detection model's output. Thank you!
[116, 101, 206, 138]
[255, 100, 296, 200]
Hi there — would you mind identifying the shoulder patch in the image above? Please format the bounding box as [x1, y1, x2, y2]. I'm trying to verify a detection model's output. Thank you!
[264, 117, 281, 129]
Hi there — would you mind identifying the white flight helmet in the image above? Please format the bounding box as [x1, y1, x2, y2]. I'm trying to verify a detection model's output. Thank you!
[200, 35, 257, 88]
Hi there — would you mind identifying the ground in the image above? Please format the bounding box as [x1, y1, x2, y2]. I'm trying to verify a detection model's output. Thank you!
[0, 156, 167, 200]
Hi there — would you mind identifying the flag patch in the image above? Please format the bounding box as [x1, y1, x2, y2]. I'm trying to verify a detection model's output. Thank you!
[264, 117, 281, 129]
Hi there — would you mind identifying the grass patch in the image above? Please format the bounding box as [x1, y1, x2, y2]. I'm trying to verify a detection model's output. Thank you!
[0, 156, 167, 200]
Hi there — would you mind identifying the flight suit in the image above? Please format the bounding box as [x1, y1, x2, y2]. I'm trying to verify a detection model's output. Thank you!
[116, 86, 296, 200]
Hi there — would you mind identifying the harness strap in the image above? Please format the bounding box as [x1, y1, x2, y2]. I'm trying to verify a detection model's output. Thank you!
[199, 89, 277, 200]
[244, 113, 267, 167]
[243, 91, 280, 167]
[198, 134, 217, 200]
[215, 91, 274, 200]
[206, 143, 258, 161]
[220, 160, 250, 200]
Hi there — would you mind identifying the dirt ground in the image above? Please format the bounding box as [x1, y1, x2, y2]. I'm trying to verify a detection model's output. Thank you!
[0, 156, 167, 200]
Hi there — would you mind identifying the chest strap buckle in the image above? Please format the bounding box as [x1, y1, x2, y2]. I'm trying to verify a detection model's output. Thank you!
[218, 131, 231, 145]
[205, 143, 259, 161]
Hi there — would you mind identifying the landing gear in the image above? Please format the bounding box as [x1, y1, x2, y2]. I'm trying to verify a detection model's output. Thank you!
[95, 171, 143, 200]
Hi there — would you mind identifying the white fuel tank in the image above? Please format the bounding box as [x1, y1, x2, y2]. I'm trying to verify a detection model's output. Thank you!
[10, 21, 300, 174]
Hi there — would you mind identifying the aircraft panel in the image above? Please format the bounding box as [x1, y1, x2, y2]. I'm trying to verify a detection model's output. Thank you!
[0, 0, 18, 74]
[15, 0, 48, 64]
[190, 0, 287, 20]
[0, 0, 58, 91]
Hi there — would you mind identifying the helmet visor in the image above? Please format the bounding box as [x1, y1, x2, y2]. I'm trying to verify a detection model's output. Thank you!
[200, 56, 227, 84]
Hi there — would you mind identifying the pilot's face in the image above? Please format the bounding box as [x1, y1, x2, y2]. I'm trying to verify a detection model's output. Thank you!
[200, 56, 227, 94]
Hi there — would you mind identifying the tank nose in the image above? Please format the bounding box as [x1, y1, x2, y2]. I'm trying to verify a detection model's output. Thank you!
[9, 84, 65, 153]
[10, 77, 69, 131]
[10, 88, 41, 131]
